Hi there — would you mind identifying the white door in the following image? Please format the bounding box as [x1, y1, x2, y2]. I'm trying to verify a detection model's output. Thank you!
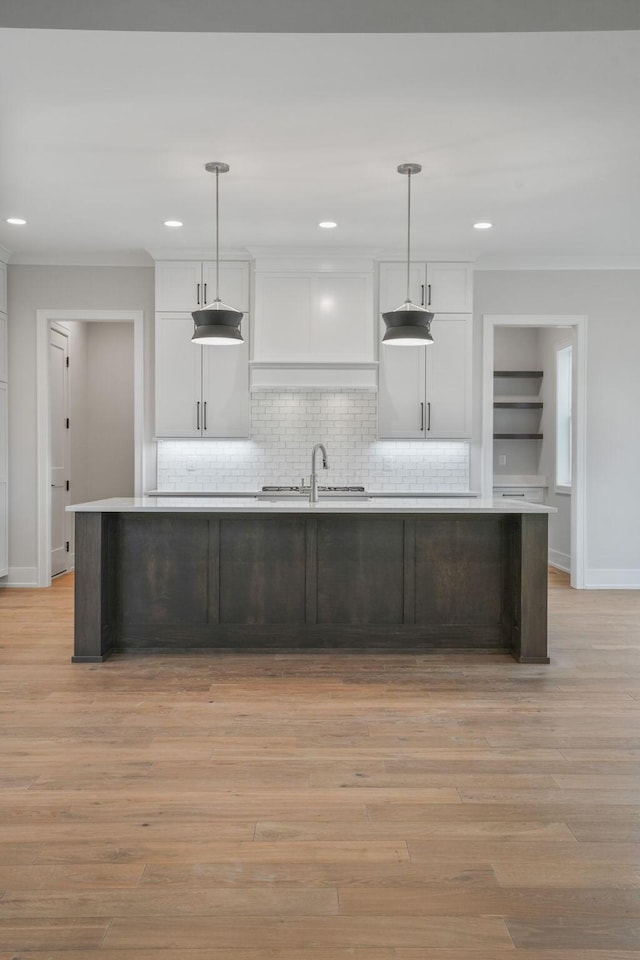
[49, 326, 70, 577]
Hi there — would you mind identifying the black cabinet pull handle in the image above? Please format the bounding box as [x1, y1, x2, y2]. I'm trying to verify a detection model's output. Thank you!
[420, 284, 425, 306]
[420, 402, 424, 431]
[203, 401, 207, 431]
[196, 401, 200, 431]
[203, 283, 207, 304]
[427, 283, 431, 306]
[427, 402, 431, 431]
[196, 282, 200, 305]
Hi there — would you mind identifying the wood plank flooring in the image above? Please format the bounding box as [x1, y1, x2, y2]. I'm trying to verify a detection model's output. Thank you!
[1, 568, 640, 958]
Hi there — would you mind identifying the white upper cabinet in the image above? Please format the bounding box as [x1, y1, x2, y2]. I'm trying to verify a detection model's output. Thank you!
[378, 314, 472, 440]
[155, 313, 249, 440]
[379, 261, 472, 314]
[154, 260, 251, 439]
[378, 257, 473, 440]
[155, 312, 250, 439]
[155, 260, 250, 313]
[254, 267, 374, 363]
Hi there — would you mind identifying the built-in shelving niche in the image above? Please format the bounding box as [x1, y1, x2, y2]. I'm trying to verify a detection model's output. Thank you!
[493, 371, 543, 441]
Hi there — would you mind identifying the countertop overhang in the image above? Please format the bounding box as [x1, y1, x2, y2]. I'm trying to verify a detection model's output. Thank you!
[67, 496, 555, 515]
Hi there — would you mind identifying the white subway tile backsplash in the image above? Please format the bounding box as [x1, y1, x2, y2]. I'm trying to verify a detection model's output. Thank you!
[156, 391, 469, 492]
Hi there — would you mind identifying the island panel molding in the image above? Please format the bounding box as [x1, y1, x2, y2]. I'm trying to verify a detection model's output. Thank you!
[70, 499, 551, 664]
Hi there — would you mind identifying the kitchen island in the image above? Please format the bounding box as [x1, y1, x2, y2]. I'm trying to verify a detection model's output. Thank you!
[67, 497, 554, 664]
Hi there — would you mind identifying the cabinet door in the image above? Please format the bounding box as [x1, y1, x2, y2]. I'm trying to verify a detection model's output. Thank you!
[425, 263, 472, 313]
[378, 262, 427, 313]
[425, 314, 472, 439]
[310, 274, 374, 362]
[201, 320, 250, 438]
[155, 314, 202, 438]
[155, 262, 203, 312]
[254, 274, 312, 360]
[378, 323, 427, 439]
[201, 262, 250, 312]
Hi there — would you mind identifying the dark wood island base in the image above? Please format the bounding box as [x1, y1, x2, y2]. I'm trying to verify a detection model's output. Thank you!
[72, 508, 549, 664]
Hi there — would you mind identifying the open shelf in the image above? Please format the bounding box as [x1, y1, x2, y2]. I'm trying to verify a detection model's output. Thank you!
[494, 401, 543, 409]
[494, 370, 543, 379]
[494, 433, 543, 440]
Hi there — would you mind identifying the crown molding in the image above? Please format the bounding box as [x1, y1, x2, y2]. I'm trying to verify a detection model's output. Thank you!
[146, 246, 253, 261]
[0, 244, 13, 264]
[9, 250, 154, 267]
[3, 0, 639, 32]
[474, 255, 640, 271]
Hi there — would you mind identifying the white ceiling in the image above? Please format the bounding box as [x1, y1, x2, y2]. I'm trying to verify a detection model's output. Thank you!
[1, 26, 639, 265]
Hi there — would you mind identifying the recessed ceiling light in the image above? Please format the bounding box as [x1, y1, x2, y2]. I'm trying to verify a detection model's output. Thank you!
[318, 221, 337, 229]
[473, 222, 493, 230]
[6, 217, 27, 225]
[164, 220, 183, 228]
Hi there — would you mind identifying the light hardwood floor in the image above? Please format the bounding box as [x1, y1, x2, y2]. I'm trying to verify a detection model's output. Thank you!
[1, 569, 640, 958]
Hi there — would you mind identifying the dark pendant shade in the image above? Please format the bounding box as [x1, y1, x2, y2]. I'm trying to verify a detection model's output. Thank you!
[191, 301, 244, 345]
[382, 302, 434, 345]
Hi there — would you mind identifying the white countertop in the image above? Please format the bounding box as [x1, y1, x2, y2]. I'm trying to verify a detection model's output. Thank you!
[67, 497, 555, 515]
[146, 490, 479, 498]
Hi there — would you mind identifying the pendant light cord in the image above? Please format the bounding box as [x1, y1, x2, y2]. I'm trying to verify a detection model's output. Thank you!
[215, 167, 220, 302]
[406, 169, 412, 304]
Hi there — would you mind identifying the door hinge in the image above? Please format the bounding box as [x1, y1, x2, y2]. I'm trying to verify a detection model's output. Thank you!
[66, 480, 70, 491]
[66, 418, 70, 429]
[65, 541, 70, 552]
[66, 356, 69, 367]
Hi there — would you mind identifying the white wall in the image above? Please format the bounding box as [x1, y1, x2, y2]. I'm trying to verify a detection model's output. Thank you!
[85, 323, 135, 499]
[475, 270, 640, 586]
[7, 266, 154, 581]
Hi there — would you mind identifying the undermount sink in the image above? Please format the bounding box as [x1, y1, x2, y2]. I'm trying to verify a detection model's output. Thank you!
[255, 485, 370, 501]
[254, 493, 371, 502]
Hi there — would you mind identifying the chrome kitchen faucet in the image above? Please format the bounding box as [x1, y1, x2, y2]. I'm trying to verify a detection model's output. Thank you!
[309, 443, 329, 503]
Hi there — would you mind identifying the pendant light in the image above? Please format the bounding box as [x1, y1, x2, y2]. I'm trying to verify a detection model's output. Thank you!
[382, 163, 434, 346]
[191, 161, 244, 345]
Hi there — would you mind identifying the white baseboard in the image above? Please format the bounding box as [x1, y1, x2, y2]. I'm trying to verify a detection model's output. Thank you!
[2, 566, 39, 587]
[549, 549, 571, 573]
[585, 568, 640, 589]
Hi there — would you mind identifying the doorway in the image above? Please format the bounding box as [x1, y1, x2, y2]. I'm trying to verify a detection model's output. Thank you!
[36, 309, 144, 587]
[49, 324, 70, 577]
[482, 314, 587, 589]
